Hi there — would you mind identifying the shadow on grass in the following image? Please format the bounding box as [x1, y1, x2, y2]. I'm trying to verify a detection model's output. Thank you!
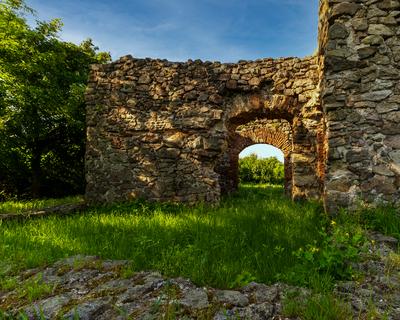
[1, 185, 326, 288]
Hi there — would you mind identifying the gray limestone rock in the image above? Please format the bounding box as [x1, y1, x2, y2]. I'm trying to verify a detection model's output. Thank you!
[21, 294, 71, 320]
[63, 297, 113, 320]
[179, 288, 209, 309]
[361, 90, 392, 101]
[362, 35, 385, 45]
[329, 23, 350, 39]
[243, 282, 279, 303]
[331, 2, 361, 18]
[214, 290, 249, 307]
[368, 24, 394, 37]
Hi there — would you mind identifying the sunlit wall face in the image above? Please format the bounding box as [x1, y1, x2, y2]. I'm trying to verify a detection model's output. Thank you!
[239, 144, 284, 163]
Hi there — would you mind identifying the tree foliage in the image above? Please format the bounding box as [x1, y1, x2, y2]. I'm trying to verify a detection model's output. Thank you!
[239, 154, 284, 185]
[0, 0, 111, 199]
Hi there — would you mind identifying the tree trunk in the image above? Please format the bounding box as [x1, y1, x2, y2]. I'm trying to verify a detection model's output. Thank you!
[31, 149, 41, 198]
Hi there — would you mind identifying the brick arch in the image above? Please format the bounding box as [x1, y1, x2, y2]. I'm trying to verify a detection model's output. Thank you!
[237, 124, 292, 157]
[216, 119, 294, 195]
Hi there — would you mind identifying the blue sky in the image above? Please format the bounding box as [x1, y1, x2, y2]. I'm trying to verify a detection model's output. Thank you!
[240, 144, 284, 162]
[26, 0, 318, 161]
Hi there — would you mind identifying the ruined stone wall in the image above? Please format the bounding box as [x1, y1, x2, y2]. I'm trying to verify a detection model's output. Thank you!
[86, 1, 400, 211]
[85, 56, 322, 204]
[320, 0, 400, 211]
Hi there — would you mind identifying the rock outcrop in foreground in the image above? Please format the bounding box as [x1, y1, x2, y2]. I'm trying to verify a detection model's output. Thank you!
[1, 232, 399, 319]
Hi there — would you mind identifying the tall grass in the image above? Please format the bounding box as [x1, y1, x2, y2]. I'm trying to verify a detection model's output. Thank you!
[0, 196, 83, 215]
[361, 206, 400, 240]
[0, 185, 325, 288]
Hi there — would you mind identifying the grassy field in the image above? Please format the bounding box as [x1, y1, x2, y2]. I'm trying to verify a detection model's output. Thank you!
[0, 185, 326, 288]
[0, 196, 83, 215]
[0, 184, 398, 291]
[1, 184, 400, 319]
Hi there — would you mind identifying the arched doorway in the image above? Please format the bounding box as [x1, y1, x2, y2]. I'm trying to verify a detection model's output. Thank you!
[215, 118, 294, 196]
[213, 79, 325, 202]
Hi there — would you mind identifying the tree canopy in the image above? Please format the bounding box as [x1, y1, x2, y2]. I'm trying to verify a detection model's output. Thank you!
[0, 0, 110, 199]
[239, 154, 284, 185]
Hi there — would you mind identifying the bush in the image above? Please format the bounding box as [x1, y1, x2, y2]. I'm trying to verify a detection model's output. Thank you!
[239, 154, 284, 185]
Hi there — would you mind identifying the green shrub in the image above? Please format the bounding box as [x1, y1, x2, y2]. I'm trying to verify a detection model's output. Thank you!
[239, 154, 284, 185]
[279, 214, 367, 289]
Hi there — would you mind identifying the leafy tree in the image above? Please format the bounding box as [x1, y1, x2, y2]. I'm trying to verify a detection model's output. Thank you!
[0, 0, 111, 199]
[239, 154, 284, 185]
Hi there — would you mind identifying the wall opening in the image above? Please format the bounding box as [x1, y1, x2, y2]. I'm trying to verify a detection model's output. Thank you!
[238, 144, 285, 188]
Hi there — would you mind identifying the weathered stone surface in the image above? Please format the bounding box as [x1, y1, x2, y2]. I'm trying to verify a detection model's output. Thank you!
[378, 0, 400, 10]
[215, 302, 275, 320]
[86, 55, 323, 206]
[214, 290, 249, 307]
[64, 297, 112, 320]
[249, 77, 261, 86]
[362, 35, 385, 45]
[320, 0, 400, 211]
[179, 288, 209, 309]
[329, 23, 349, 39]
[352, 18, 368, 31]
[242, 282, 279, 303]
[331, 2, 361, 18]
[361, 90, 392, 102]
[357, 46, 377, 59]
[85, 0, 400, 213]
[22, 295, 71, 319]
[138, 74, 151, 84]
[368, 24, 394, 37]
[385, 136, 400, 149]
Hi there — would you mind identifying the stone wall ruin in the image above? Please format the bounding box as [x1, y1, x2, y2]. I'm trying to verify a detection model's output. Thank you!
[85, 0, 400, 212]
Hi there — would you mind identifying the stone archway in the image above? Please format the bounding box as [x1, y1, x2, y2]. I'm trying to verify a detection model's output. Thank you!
[216, 119, 293, 196]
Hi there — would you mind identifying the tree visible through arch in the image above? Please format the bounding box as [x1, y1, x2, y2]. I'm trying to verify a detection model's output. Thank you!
[220, 119, 293, 196]
[238, 144, 285, 187]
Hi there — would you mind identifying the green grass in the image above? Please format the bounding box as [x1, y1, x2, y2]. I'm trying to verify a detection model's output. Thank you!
[0, 184, 326, 288]
[16, 273, 56, 302]
[2, 185, 399, 318]
[360, 205, 400, 241]
[283, 290, 353, 320]
[0, 196, 83, 215]
[2, 184, 395, 291]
